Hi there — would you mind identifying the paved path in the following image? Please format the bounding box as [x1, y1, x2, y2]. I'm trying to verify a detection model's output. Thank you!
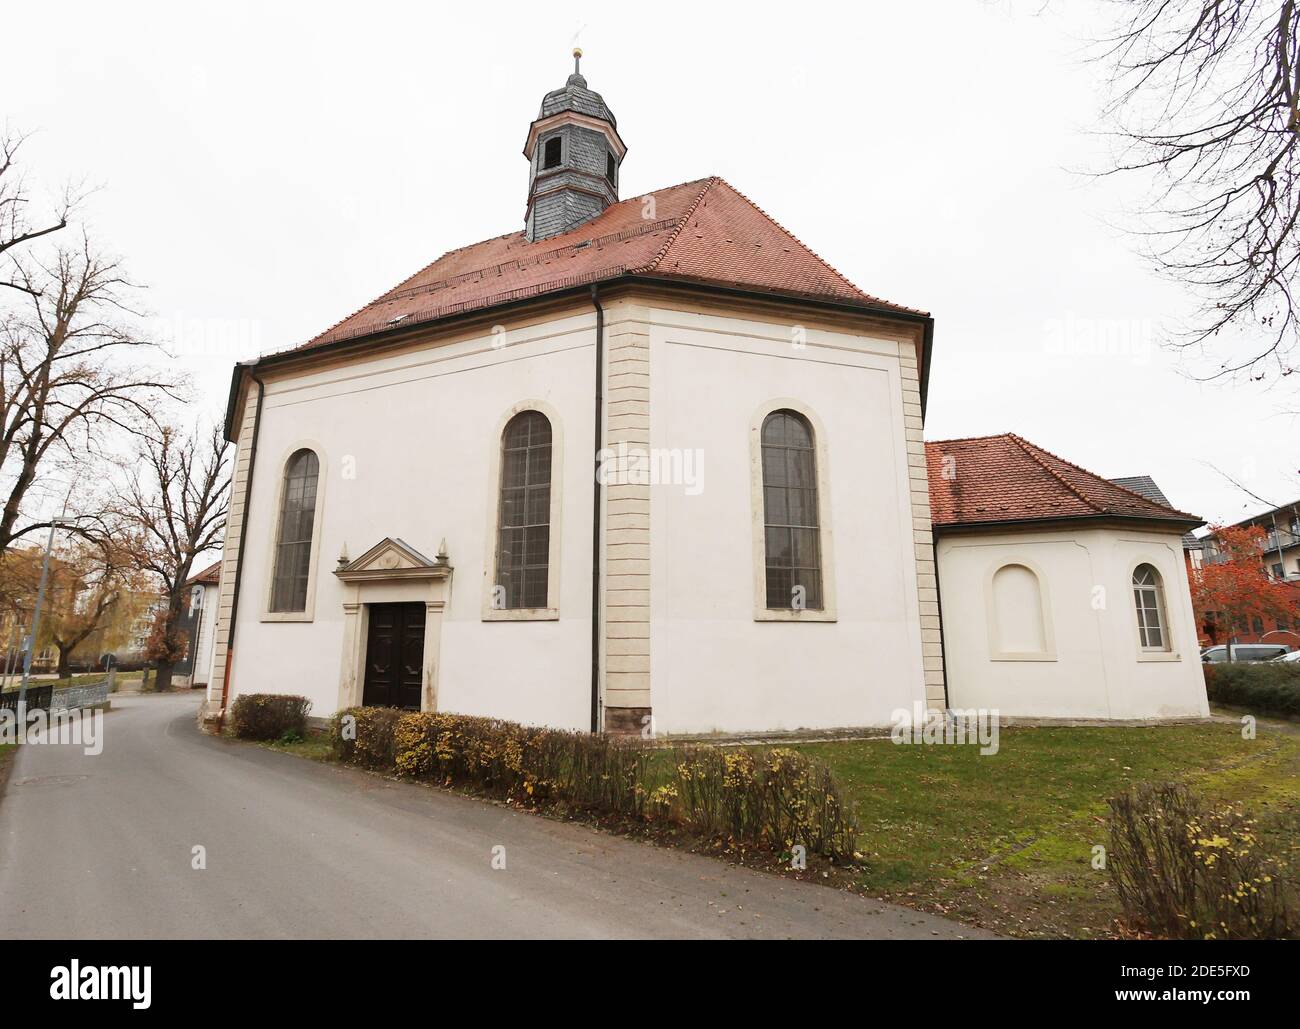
[0, 693, 992, 939]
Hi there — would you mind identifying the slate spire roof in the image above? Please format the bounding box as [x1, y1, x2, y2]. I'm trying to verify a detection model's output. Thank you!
[537, 51, 616, 125]
[295, 176, 923, 354]
[925, 434, 1202, 529]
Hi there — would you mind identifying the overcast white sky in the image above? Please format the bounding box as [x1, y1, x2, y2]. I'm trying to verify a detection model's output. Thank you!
[3, 0, 1295, 528]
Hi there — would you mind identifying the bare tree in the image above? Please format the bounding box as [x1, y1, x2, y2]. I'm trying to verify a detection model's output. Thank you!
[1097, 1, 1300, 383]
[0, 130, 74, 296]
[121, 423, 229, 691]
[0, 234, 179, 554]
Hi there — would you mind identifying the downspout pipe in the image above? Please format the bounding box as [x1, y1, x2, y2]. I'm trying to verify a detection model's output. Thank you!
[932, 538, 950, 712]
[589, 286, 605, 734]
[218, 370, 266, 729]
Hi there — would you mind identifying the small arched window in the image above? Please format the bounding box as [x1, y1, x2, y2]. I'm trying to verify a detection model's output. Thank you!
[496, 410, 552, 609]
[761, 410, 822, 610]
[270, 449, 320, 613]
[1132, 563, 1169, 650]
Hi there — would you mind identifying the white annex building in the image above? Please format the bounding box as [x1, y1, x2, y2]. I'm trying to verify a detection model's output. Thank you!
[178, 560, 221, 692]
[202, 55, 1209, 735]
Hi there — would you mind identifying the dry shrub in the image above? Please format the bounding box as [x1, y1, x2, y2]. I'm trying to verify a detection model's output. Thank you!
[330, 709, 855, 859]
[229, 694, 311, 741]
[673, 746, 856, 858]
[389, 711, 650, 818]
[332, 706, 404, 769]
[1108, 782, 1296, 939]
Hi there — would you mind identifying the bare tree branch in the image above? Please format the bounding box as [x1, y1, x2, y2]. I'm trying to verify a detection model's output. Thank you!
[0, 232, 182, 554]
[115, 422, 230, 691]
[0, 129, 76, 296]
[1094, 1, 1300, 384]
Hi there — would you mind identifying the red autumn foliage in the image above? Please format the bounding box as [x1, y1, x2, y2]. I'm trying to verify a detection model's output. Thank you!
[1191, 525, 1300, 645]
[143, 606, 188, 666]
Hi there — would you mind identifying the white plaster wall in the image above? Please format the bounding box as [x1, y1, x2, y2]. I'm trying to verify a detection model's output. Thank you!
[937, 527, 1209, 720]
[225, 312, 596, 730]
[648, 308, 928, 734]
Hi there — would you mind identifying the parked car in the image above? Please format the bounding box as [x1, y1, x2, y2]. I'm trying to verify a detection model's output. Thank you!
[1201, 643, 1293, 663]
[1270, 649, 1300, 662]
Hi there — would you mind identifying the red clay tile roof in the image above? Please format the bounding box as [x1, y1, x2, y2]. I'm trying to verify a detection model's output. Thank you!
[184, 560, 222, 588]
[925, 434, 1201, 529]
[295, 177, 923, 353]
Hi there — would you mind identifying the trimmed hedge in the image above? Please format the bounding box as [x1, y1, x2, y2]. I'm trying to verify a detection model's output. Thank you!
[328, 707, 857, 860]
[230, 694, 312, 740]
[1203, 662, 1300, 718]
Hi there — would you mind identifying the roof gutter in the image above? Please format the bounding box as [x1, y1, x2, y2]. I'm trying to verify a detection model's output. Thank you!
[932, 512, 1206, 535]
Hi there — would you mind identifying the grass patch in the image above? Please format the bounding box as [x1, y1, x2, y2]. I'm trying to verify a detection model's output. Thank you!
[793, 722, 1300, 937]
[35, 671, 144, 691]
[0, 742, 16, 802]
[260, 731, 335, 762]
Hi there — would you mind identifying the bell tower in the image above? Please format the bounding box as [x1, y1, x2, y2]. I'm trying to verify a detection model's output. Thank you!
[523, 49, 626, 242]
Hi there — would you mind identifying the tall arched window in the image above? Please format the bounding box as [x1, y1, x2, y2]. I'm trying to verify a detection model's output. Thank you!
[1132, 563, 1169, 650]
[496, 410, 552, 609]
[761, 410, 822, 610]
[270, 449, 320, 613]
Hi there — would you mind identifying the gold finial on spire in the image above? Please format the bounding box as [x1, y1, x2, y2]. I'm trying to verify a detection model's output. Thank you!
[573, 47, 583, 75]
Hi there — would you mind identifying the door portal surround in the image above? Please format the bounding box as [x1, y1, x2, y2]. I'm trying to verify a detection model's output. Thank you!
[334, 537, 452, 713]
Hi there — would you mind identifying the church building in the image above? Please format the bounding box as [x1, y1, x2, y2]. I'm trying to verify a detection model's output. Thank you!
[203, 53, 1209, 735]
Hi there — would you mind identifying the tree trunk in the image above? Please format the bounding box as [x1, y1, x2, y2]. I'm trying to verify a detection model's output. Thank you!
[154, 660, 174, 692]
[55, 646, 71, 679]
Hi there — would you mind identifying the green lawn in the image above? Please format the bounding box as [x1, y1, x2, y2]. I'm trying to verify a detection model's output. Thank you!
[40, 671, 144, 691]
[795, 721, 1300, 937]
[0, 742, 15, 790]
[261, 732, 334, 761]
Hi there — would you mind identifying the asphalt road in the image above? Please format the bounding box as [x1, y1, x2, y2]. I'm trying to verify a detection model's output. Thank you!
[0, 693, 992, 939]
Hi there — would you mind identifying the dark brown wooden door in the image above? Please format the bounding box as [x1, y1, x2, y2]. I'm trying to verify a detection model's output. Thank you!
[362, 602, 425, 710]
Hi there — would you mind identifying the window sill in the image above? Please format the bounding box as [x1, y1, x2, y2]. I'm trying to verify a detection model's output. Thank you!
[753, 609, 837, 623]
[1137, 651, 1181, 663]
[261, 611, 314, 623]
[483, 608, 559, 622]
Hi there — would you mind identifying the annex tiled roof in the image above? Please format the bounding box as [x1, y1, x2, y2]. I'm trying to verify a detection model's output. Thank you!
[296, 177, 923, 353]
[184, 560, 222, 588]
[925, 434, 1201, 529]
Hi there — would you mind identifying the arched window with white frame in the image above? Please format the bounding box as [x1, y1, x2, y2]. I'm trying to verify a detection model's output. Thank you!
[269, 448, 320, 613]
[761, 409, 823, 610]
[1132, 563, 1170, 651]
[495, 410, 553, 610]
